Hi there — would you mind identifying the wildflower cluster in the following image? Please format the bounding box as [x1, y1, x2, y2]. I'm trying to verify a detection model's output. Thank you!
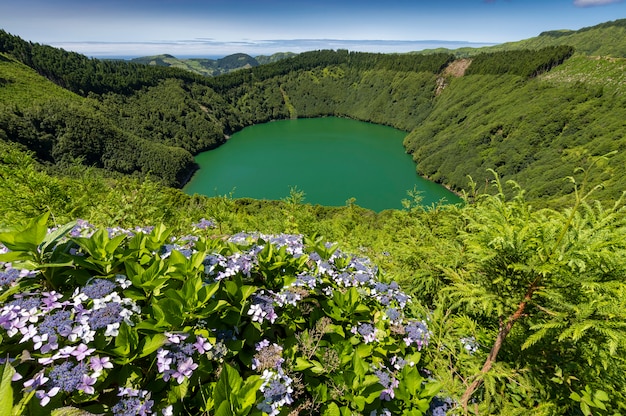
[1, 276, 138, 408]
[254, 340, 294, 416]
[460, 336, 479, 354]
[0, 215, 440, 415]
[156, 332, 225, 384]
[112, 388, 154, 416]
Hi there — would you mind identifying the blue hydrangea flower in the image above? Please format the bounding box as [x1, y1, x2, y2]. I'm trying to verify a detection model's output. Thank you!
[81, 279, 117, 299]
[403, 320, 431, 350]
[88, 302, 123, 330]
[49, 361, 87, 393]
[0, 268, 20, 286]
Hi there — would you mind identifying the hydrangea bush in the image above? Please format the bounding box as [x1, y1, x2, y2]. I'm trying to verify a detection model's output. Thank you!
[0, 213, 442, 415]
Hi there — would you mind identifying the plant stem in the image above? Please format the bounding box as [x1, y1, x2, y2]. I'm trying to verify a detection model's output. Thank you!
[460, 281, 537, 412]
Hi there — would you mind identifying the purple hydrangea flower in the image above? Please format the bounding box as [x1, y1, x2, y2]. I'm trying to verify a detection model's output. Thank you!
[248, 292, 278, 324]
[81, 279, 117, 299]
[48, 361, 87, 393]
[375, 367, 399, 401]
[258, 369, 294, 416]
[88, 302, 123, 330]
[0, 268, 20, 286]
[356, 323, 377, 344]
[112, 388, 153, 416]
[38, 310, 73, 338]
[403, 320, 430, 350]
[193, 218, 216, 229]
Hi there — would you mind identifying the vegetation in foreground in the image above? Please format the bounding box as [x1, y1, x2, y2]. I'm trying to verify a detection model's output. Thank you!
[1, 141, 625, 415]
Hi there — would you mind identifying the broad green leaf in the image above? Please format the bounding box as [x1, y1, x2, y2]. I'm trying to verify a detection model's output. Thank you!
[420, 380, 443, 399]
[594, 389, 609, 402]
[0, 362, 14, 416]
[352, 352, 368, 381]
[41, 220, 77, 254]
[293, 357, 314, 371]
[352, 396, 366, 411]
[310, 360, 326, 375]
[112, 322, 138, 357]
[323, 402, 341, 416]
[215, 363, 242, 408]
[0, 212, 49, 252]
[182, 275, 202, 306]
[105, 234, 128, 254]
[0, 251, 35, 263]
[156, 298, 184, 327]
[139, 333, 167, 358]
[51, 407, 100, 416]
[197, 282, 220, 305]
[168, 378, 189, 402]
[215, 400, 234, 416]
[239, 285, 257, 302]
[345, 287, 360, 310]
[237, 375, 263, 413]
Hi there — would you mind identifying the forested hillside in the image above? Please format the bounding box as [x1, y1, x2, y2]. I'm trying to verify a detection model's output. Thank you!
[1, 20, 626, 416]
[129, 52, 297, 76]
[1, 25, 625, 204]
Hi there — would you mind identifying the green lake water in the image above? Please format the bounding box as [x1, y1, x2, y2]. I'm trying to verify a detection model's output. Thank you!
[184, 117, 461, 211]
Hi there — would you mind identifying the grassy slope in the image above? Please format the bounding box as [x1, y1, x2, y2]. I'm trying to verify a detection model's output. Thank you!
[131, 53, 261, 76]
[420, 19, 626, 58]
[0, 53, 81, 107]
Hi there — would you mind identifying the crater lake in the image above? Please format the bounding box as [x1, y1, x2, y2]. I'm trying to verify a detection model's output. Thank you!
[184, 117, 461, 211]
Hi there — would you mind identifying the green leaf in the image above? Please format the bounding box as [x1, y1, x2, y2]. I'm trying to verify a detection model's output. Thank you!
[215, 400, 234, 416]
[2, 212, 50, 252]
[168, 378, 189, 402]
[156, 298, 184, 327]
[420, 380, 443, 399]
[352, 396, 366, 411]
[323, 402, 341, 416]
[310, 360, 326, 375]
[0, 250, 35, 263]
[293, 357, 314, 371]
[112, 322, 138, 358]
[41, 220, 77, 254]
[139, 333, 167, 358]
[237, 376, 263, 413]
[51, 407, 100, 416]
[0, 362, 14, 416]
[215, 363, 242, 409]
[197, 282, 220, 305]
[352, 352, 368, 381]
[594, 389, 609, 402]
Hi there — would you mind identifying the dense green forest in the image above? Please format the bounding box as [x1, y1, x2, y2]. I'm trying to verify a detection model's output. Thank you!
[1, 19, 626, 415]
[2, 22, 626, 202]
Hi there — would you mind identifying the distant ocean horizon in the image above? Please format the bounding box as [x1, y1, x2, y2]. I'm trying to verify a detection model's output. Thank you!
[51, 38, 498, 60]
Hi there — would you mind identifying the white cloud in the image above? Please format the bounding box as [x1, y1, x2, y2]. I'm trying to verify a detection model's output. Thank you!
[574, 0, 623, 7]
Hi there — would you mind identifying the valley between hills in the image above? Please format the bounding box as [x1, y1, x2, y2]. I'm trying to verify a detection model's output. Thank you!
[0, 18, 626, 416]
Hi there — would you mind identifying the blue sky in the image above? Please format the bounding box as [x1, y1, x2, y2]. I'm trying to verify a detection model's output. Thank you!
[1, 0, 625, 57]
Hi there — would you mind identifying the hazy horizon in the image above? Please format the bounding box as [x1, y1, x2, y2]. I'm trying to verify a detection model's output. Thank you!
[60, 39, 499, 60]
[1, 0, 625, 58]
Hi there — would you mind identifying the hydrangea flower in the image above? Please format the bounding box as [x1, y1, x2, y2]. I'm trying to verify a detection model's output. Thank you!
[112, 388, 153, 416]
[258, 370, 294, 416]
[403, 320, 431, 350]
[248, 291, 278, 324]
[157, 333, 219, 384]
[353, 322, 378, 344]
[193, 218, 216, 230]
